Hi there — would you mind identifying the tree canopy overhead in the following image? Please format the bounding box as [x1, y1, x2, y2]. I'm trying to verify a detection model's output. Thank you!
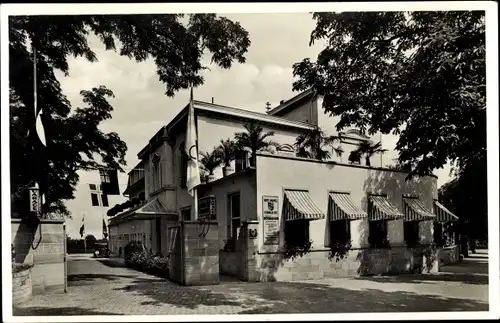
[10, 14, 250, 217]
[293, 11, 485, 178]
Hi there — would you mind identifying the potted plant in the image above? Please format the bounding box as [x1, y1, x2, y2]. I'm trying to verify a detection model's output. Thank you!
[199, 149, 222, 183]
[234, 122, 279, 167]
[218, 138, 237, 177]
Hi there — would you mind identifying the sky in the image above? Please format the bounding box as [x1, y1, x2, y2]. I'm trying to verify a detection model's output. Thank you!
[57, 13, 453, 238]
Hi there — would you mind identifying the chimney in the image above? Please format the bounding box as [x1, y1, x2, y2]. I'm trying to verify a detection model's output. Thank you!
[211, 97, 214, 104]
[280, 100, 285, 104]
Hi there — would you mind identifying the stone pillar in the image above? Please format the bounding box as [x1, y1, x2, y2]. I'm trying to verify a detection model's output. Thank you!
[243, 221, 260, 282]
[11, 218, 66, 294]
[421, 245, 440, 274]
[181, 221, 219, 286]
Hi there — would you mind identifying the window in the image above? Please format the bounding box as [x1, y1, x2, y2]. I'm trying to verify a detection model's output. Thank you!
[285, 220, 310, 248]
[368, 220, 389, 248]
[181, 207, 191, 221]
[89, 184, 97, 191]
[151, 153, 162, 192]
[227, 193, 241, 249]
[90, 193, 99, 206]
[101, 194, 109, 207]
[404, 221, 420, 247]
[235, 150, 249, 172]
[329, 219, 351, 246]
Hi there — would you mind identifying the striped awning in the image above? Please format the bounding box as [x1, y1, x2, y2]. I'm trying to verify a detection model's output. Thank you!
[283, 189, 325, 221]
[433, 200, 459, 223]
[403, 197, 436, 221]
[369, 195, 404, 221]
[328, 192, 367, 221]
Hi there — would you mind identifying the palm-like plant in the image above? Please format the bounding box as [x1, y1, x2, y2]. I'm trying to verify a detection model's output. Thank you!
[349, 141, 387, 167]
[199, 149, 222, 177]
[234, 122, 279, 165]
[217, 138, 237, 167]
[295, 127, 343, 161]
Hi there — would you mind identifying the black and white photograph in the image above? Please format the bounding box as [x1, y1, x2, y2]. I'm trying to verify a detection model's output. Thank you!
[1, 1, 498, 321]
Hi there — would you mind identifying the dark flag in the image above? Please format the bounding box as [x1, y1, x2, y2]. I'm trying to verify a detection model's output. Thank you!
[79, 215, 85, 238]
[102, 217, 108, 239]
[100, 168, 120, 195]
[30, 47, 49, 206]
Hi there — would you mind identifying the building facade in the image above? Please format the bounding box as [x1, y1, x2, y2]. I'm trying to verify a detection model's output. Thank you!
[108, 89, 459, 283]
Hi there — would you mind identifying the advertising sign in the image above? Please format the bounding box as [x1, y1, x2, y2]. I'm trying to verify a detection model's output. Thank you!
[262, 196, 279, 245]
[29, 187, 41, 214]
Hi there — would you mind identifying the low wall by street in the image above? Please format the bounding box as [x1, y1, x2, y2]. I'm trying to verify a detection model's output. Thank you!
[11, 218, 66, 294]
[235, 221, 439, 282]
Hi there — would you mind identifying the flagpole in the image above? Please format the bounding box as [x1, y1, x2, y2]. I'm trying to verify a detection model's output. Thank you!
[33, 47, 37, 126]
[194, 188, 198, 221]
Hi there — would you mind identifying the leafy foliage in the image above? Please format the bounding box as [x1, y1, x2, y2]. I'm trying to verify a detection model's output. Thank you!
[234, 122, 279, 165]
[438, 157, 487, 239]
[328, 240, 352, 262]
[217, 138, 237, 166]
[295, 127, 343, 160]
[349, 141, 387, 166]
[12, 263, 34, 274]
[9, 14, 250, 217]
[283, 239, 313, 261]
[199, 149, 222, 175]
[293, 11, 485, 178]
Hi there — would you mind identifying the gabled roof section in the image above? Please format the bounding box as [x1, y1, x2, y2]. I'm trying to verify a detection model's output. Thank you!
[137, 99, 315, 159]
[266, 88, 315, 116]
[193, 100, 315, 130]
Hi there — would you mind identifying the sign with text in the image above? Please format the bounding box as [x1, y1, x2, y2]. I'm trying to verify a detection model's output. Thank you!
[262, 195, 279, 245]
[29, 187, 41, 214]
[198, 195, 216, 220]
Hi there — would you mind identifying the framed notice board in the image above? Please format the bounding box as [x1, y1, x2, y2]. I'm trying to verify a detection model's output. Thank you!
[262, 195, 279, 245]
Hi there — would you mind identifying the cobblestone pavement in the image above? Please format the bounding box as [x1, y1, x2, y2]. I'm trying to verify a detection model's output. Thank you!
[13, 251, 489, 315]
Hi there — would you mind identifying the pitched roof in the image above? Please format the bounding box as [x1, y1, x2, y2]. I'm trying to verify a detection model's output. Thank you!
[138, 100, 315, 159]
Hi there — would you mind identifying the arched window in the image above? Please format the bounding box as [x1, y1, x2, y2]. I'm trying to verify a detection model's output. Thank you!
[277, 144, 294, 153]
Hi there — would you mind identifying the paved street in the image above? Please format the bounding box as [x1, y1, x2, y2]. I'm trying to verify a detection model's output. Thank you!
[13, 250, 489, 315]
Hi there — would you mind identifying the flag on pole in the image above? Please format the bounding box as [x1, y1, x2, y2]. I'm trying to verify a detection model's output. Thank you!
[79, 215, 85, 238]
[184, 86, 201, 196]
[102, 216, 108, 239]
[31, 47, 48, 207]
[33, 48, 46, 147]
[100, 168, 120, 195]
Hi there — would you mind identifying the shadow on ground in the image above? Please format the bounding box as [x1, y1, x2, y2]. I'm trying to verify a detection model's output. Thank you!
[353, 272, 488, 286]
[113, 278, 488, 313]
[13, 306, 123, 316]
[97, 258, 127, 268]
[68, 273, 140, 284]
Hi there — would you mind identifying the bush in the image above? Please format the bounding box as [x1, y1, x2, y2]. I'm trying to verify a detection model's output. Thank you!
[12, 263, 34, 274]
[123, 245, 169, 278]
[124, 241, 146, 266]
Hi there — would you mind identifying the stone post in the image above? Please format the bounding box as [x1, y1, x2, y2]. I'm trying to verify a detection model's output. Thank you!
[181, 221, 219, 286]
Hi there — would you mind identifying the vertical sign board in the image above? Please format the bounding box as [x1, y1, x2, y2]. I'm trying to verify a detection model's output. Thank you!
[29, 187, 41, 214]
[262, 196, 279, 245]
